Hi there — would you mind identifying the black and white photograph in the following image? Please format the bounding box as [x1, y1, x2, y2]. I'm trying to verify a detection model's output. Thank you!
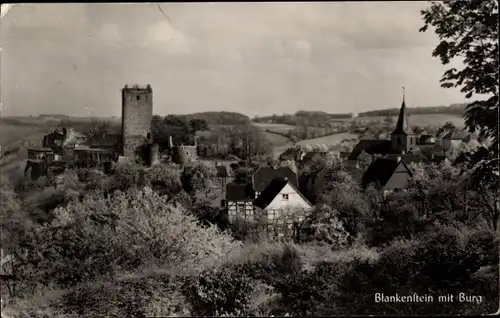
[0, 1, 498, 316]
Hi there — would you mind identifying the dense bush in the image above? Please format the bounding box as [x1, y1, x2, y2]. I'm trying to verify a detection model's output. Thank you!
[183, 263, 255, 316]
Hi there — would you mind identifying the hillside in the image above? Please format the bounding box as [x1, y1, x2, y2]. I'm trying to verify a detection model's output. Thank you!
[251, 103, 468, 126]
[252, 110, 353, 126]
[358, 102, 468, 117]
[165, 111, 250, 126]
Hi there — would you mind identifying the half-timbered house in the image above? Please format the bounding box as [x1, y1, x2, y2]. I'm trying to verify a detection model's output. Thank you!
[225, 182, 254, 222]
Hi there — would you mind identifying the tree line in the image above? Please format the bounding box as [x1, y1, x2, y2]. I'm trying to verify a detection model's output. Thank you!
[252, 110, 353, 126]
[358, 103, 468, 117]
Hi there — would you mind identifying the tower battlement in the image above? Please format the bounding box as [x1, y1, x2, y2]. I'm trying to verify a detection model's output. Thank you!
[122, 84, 152, 93]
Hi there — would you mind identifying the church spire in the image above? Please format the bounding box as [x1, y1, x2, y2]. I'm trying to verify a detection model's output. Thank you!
[392, 86, 414, 135]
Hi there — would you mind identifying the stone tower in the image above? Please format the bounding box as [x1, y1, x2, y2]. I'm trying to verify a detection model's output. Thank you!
[121, 84, 153, 157]
[391, 87, 416, 154]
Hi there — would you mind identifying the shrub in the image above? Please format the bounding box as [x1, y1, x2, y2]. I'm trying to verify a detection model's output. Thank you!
[11, 188, 242, 295]
[183, 263, 255, 317]
[61, 273, 191, 317]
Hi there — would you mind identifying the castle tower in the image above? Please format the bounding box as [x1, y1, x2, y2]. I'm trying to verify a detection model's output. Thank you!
[121, 84, 153, 157]
[391, 87, 416, 154]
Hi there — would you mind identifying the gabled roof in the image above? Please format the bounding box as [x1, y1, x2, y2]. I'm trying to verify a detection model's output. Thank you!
[348, 139, 392, 160]
[384, 153, 430, 165]
[216, 165, 229, 178]
[252, 166, 278, 192]
[226, 183, 254, 201]
[391, 93, 415, 135]
[254, 178, 288, 209]
[254, 177, 311, 210]
[252, 166, 298, 192]
[362, 158, 413, 188]
[274, 166, 298, 187]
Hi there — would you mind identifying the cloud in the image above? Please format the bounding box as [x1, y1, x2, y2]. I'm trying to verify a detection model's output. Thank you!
[292, 40, 312, 59]
[1, 3, 468, 117]
[144, 20, 193, 54]
[98, 23, 122, 42]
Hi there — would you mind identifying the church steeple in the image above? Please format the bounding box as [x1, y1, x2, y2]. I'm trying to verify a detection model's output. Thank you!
[390, 87, 416, 154]
[392, 87, 414, 135]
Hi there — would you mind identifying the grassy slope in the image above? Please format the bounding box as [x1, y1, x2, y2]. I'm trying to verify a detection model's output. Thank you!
[343, 113, 465, 128]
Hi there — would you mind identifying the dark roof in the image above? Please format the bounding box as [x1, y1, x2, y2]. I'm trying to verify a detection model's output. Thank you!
[252, 166, 278, 192]
[362, 158, 412, 188]
[226, 183, 254, 201]
[254, 178, 289, 209]
[348, 139, 392, 160]
[391, 96, 415, 135]
[385, 153, 430, 165]
[252, 166, 298, 192]
[216, 165, 229, 177]
[274, 167, 298, 187]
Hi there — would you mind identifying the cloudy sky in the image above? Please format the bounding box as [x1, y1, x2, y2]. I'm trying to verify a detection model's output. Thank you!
[1, 2, 467, 117]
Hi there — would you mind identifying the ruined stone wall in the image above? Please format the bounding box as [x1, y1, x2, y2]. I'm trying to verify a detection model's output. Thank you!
[121, 85, 153, 157]
[173, 145, 198, 165]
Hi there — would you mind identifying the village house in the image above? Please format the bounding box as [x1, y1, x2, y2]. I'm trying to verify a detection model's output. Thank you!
[361, 156, 413, 192]
[225, 183, 255, 222]
[254, 177, 313, 221]
[254, 177, 313, 239]
[251, 166, 298, 198]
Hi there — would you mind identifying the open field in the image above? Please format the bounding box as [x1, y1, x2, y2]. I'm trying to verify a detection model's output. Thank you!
[338, 113, 465, 128]
[271, 132, 359, 158]
[252, 122, 295, 134]
[0, 124, 48, 149]
[295, 132, 359, 147]
[260, 131, 291, 147]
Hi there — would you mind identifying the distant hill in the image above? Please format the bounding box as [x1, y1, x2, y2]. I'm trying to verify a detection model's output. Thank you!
[357, 103, 468, 117]
[166, 111, 250, 126]
[251, 103, 468, 126]
[252, 110, 353, 126]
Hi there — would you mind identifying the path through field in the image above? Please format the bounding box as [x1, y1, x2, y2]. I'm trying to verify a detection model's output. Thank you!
[272, 132, 358, 158]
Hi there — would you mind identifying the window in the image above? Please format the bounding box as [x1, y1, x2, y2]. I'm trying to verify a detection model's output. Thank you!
[237, 203, 245, 213]
[397, 137, 401, 144]
[136, 95, 140, 100]
[282, 194, 289, 200]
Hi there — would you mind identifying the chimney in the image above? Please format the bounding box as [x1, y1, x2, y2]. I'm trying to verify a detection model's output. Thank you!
[168, 136, 173, 148]
[194, 136, 198, 147]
